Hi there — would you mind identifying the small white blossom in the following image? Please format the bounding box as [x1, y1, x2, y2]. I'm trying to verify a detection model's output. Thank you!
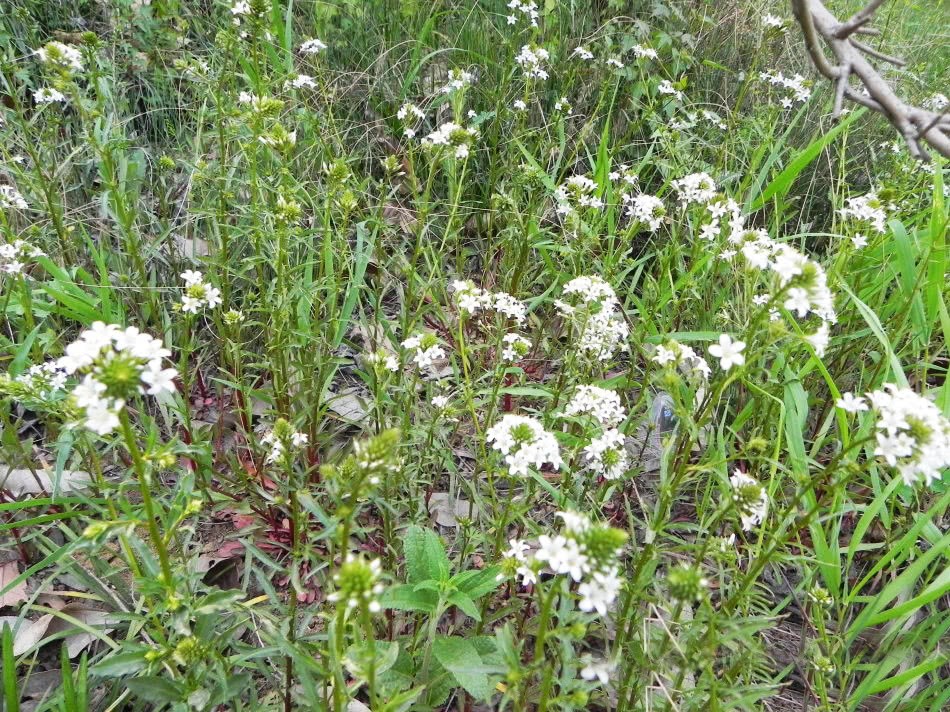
[709, 334, 746, 371]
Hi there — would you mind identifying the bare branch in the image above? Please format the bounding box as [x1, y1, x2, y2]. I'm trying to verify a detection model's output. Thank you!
[790, 0, 950, 160]
[851, 39, 906, 67]
[834, 0, 888, 39]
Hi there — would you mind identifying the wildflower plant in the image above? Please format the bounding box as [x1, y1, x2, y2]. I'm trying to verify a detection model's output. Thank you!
[1, 2, 949, 711]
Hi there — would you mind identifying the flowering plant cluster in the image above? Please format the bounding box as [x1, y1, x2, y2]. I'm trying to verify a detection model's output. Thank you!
[55, 323, 178, 435]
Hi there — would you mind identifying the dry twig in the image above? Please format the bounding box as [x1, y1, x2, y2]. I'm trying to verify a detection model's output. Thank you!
[790, 0, 950, 159]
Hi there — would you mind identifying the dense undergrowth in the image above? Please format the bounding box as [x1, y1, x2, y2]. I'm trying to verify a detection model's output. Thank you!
[0, 0, 949, 710]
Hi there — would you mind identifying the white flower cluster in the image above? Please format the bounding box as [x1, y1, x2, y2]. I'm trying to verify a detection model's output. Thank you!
[555, 276, 629, 361]
[583, 428, 629, 480]
[450, 280, 526, 322]
[554, 175, 603, 216]
[698, 197, 745, 242]
[564, 386, 629, 480]
[34, 88, 66, 104]
[299, 38, 327, 55]
[609, 164, 638, 187]
[486, 414, 562, 476]
[501, 333, 531, 362]
[440, 68, 474, 94]
[506, 0, 539, 26]
[364, 350, 399, 373]
[652, 340, 711, 380]
[284, 74, 316, 90]
[553, 96, 572, 115]
[261, 425, 308, 464]
[564, 385, 626, 427]
[729, 470, 769, 531]
[671, 172, 717, 207]
[56, 322, 178, 435]
[401, 333, 446, 370]
[0, 239, 44, 276]
[504, 511, 625, 616]
[179, 270, 222, 313]
[631, 44, 659, 60]
[237, 92, 270, 111]
[0, 185, 30, 210]
[397, 102, 425, 138]
[838, 191, 888, 233]
[624, 193, 666, 231]
[422, 122, 477, 159]
[515, 45, 550, 80]
[854, 385, 950, 486]
[762, 13, 786, 29]
[726, 231, 837, 355]
[35, 41, 83, 72]
[572, 46, 594, 61]
[759, 70, 811, 109]
[657, 79, 684, 101]
[2, 362, 67, 401]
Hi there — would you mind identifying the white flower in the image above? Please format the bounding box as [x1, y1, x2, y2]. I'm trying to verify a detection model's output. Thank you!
[605, 57, 624, 69]
[34, 87, 66, 104]
[577, 569, 622, 615]
[851, 233, 868, 248]
[563, 385, 626, 427]
[554, 175, 602, 216]
[501, 333, 531, 362]
[84, 400, 122, 435]
[535, 534, 588, 582]
[503, 538, 530, 562]
[625, 193, 665, 230]
[762, 13, 785, 29]
[631, 44, 658, 60]
[708, 334, 746, 370]
[583, 429, 630, 480]
[401, 334, 446, 370]
[580, 657, 614, 684]
[836, 393, 868, 413]
[0, 186, 29, 211]
[515, 45, 550, 80]
[35, 41, 84, 72]
[439, 68, 474, 94]
[431, 395, 449, 409]
[866, 385, 950, 486]
[671, 172, 716, 206]
[572, 46, 593, 60]
[285, 74, 317, 90]
[729, 470, 769, 531]
[839, 191, 888, 233]
[72, 375, 107, 409]
[486, 414, 562, 476]
[657, 79, 683, 100]
[142, 366, 178, 395]
[512, 99, 527, 111]
[422, 122, 476, 158]
[299, 38, 327, 54]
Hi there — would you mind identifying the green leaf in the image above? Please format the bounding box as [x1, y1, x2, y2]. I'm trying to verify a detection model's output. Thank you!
[380, 584, 437, 613]
[451, 567, 501, 599]
[124, 676, 184, 704]
[90, 650, 148, 678]
[403, 525, 450, 584]
[3, 623, 18, 712]
[432, 637, 498, 701]
[446, 591, 480, 621]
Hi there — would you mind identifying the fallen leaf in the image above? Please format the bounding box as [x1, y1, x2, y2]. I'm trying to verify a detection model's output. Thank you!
[45, 604, 118, 658]
[0, 561, 27, 608]
[0, 612, 53, 655]
[172, 233, 209, 257]
[0, 465, 92, 496]
[428, 492, 477, 527]
[327, 388, 370, 423]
